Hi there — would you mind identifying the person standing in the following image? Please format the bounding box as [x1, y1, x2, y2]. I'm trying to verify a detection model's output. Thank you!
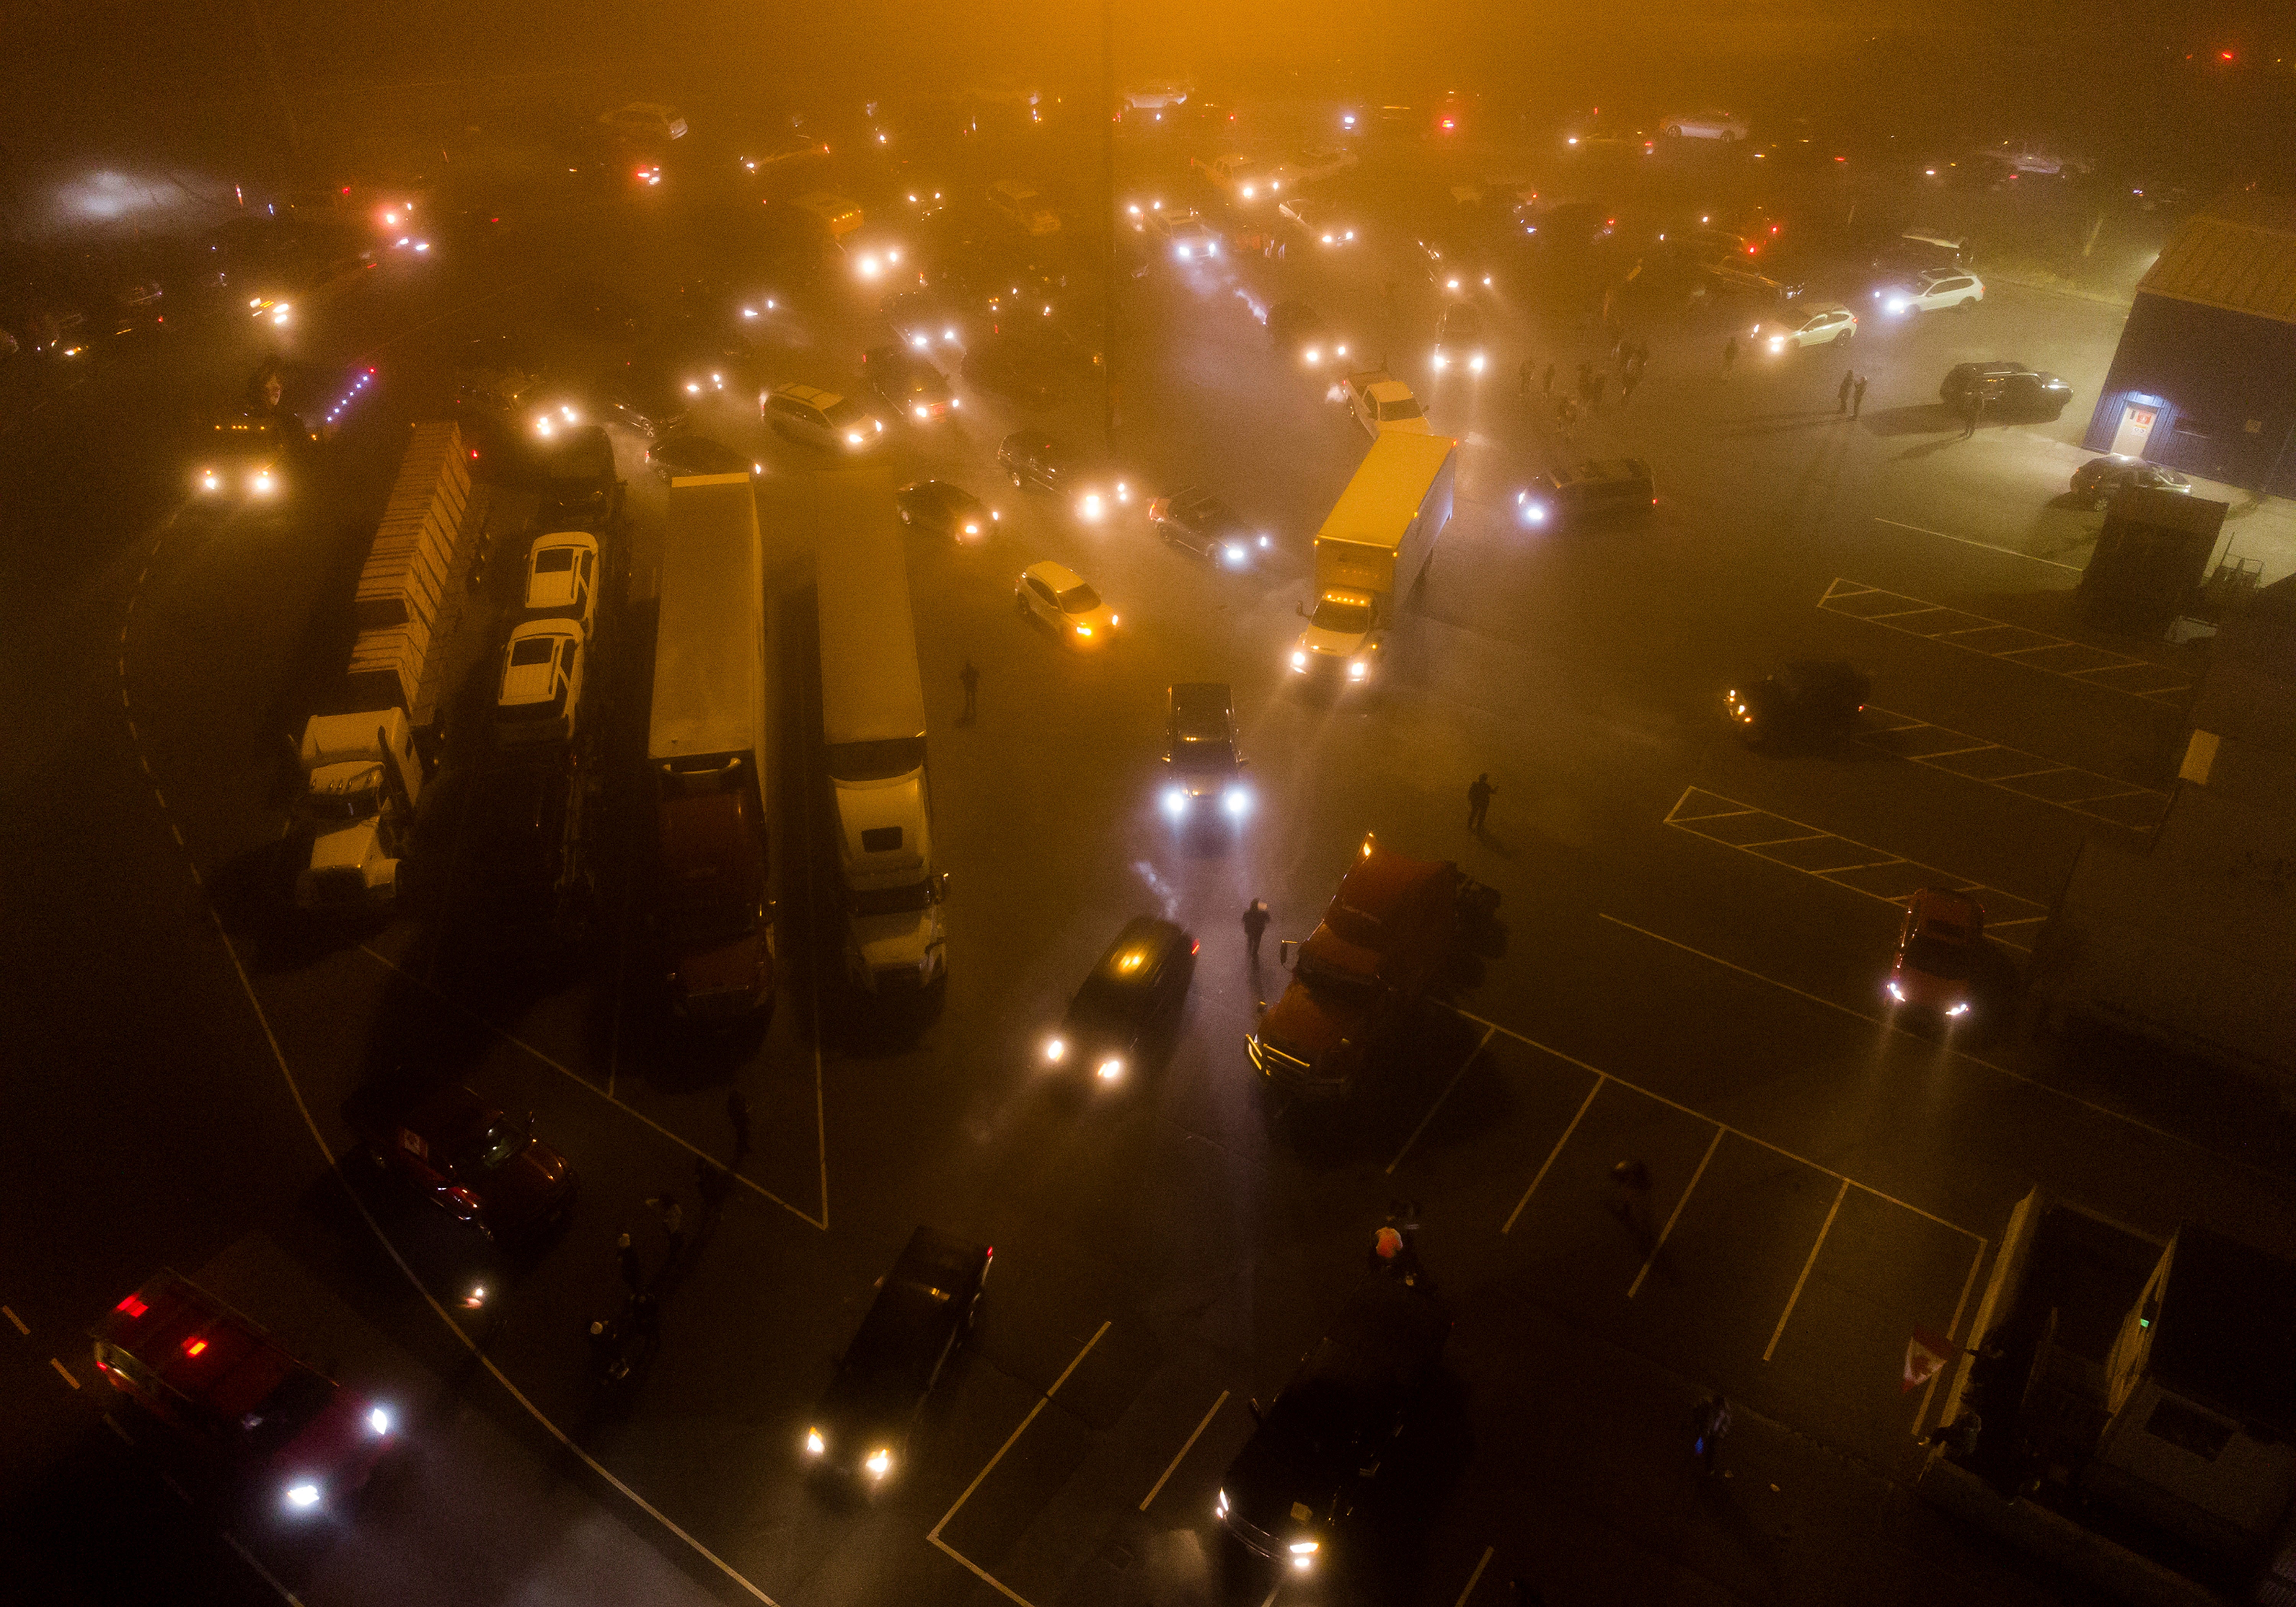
[646, 1194, 686, 1269]
[958, 658, 979, 723]
[1852, 373, 1869, 420]
[1467, 773, 1495, 832]
[1961, 391, 1981, 438]
[1541, 361, 1556, 396]
[1694, 1394, 1733, 1477]
[1518, 356, 1535, 398]
[726, 1088, 752, 1164]
[1723, 335, 1738, 372]
[1838, 369, 1854, 414]
[1590, 372, 1607, 414]
[1242, 900, 1270, 962]
[616, 1229, 644, 1293]
[1620, 365, 1641, 405]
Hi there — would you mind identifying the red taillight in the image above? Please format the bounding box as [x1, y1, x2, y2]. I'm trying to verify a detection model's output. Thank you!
[116, 1293, 148, 1318]
[1190, 940, 1200, 954]
[184, 1338, 207, 1358]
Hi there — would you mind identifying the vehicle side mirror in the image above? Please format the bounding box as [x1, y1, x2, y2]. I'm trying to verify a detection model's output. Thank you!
[1278, 939, 1297, 967]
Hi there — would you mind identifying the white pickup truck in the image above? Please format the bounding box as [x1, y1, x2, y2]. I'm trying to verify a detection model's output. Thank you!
[1337, 369, 1433, 440]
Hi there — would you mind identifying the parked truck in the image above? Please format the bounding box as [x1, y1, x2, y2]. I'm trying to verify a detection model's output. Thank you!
[815, 471, 946, 994]
[1247, 833, 1494, 1099]
[1289, 432, 1455, 686]
[648, 471, 776, 1021]
[294, 709, 424, 909]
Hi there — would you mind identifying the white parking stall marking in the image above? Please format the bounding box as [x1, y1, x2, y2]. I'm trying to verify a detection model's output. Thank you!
[1857, 706, 2168, 829]
[1502, 1077, 1603, 1235]
[1140, 1390, 1228, 1511]
[1388, 1025, 1495, 1174]
[1451, 1546, 1495, 1607]
[50, 1357, 80, 1389]
[1766, 1179, 1848, 1361]
[1872, 516, 2082, 572]
[2, 1305, 27, 1335]
[1820, 578, 2194, 701]
[1627, 1127, 1722, 1299]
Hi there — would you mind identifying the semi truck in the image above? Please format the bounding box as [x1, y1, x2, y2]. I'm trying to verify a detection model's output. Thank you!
[648, 471, 776, 1022]
[814, 471, 946, 994]
[1247, 833, 1493, 1099]
[294, 709, 424, 910]
[1289, 432, 1455, 685]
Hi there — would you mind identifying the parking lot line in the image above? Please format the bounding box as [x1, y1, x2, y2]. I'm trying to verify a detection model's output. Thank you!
[1139, 1390, 1228, 1511]
[1766, 1179, 1848, 1361]
[1661, 785, 2047, 950]
[1388, 1024, 1495, 1175]
[1858, 706, 2168, 828]
[1627, 1128, 1722, 1298]
[928, 1320, 1111, 1607]
[1872, 516, 2083, 572]
[1451, 1546, 1495, 1607]
[1820, 577, 2194, 701]
[1502, 1076, 1604, 1234]
[50, 1356, 79, 1389]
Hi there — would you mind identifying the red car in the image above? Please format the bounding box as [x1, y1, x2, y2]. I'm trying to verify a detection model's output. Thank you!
[1887, 888, 1985, 1019]
[91, 1273, 395, 1517]
[351, 1084, 576, 1244]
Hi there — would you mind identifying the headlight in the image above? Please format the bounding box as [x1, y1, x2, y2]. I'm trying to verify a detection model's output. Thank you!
[962, 522, 979, 535]
[367, 1406, 393, 1436]
[1349, 660, 1368, 680]
[1520, 502, 1547, 524]
[1163, 787, 1189, 818]
[846, 432, 864, 445]
[915, 406, 928, 419]
[1886, 981, 1905, 1002]
[1289, 1541, 1319, 1555]
[1291, 649, 1308, 671]
[1469, 353, 1486, 373]
[1222, 787, 1251, 817]
[284, 1482, 322, 1512]
[251, 471, 276, 495]
[1224, 544, 1246, 565]
[1335, 343, 1348, 357]
[1045, 1038, 1066, 1063]
[200, 472, 220, 492]
[1304, 346, 1321, 364]
[1080, 493, 1104, 519]
[873, 419, 883, 432]
[1947, 1001, 1971, 1018]
[950, 396, 961, 408]
[805, 1428, 826, 1456]
[1216, 1488, 1229, 1517]
[1175, 245, 1191, 259]
[864, 1448, 893, 1478]
[1074, 624, 1092, 637]
[1096, 1058, 1124, 1081]
[1432, 352, 1448, 371]
[1769, 336, 1785, 352]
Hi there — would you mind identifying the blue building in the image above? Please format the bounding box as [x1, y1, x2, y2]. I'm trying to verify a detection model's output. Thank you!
[2084, 192, 2296, 498]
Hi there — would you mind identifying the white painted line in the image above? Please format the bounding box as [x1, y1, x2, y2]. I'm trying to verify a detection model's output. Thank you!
[1388, 1025, 1495, 1174]
[1670, 807, 1759, 824]
[1805, 858, 1907, 875]
[931, 1321, 1111, 1543]
[51, 1357, 80, 1389]
[1452, 1545, 1495, 1607]
[1503, 1077, 1605, 1234]
[1735, 833, 1835, 849]
[104, 1414, 133, 1444]
[161, 1470, 191, 1506]
[1258, 1583, 1282, 1607]
[1765, 1179, 1848, 1361]
[1140, 1390, 1228, 1511]
[1912, 744, 2001, 760]
[1628, 1127, 1722, 1298]
[223, 1532, 307, 1606]
[2, 1305, 26, 1335]
[1873, 517, 2082, 572]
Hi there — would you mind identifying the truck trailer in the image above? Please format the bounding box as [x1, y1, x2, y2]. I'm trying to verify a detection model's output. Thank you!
[1290, 432, 1456, 685]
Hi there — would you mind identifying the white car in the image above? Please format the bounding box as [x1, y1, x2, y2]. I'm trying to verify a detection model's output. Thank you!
[1015, 561, 1119, 648]
[496, 619, 587, 746]
[1278, 198, 1356, 247]
[1752, 305, 1857, 352]
[522, 532, 600, 634]
[987, 180, 1060, 236]
[599, 103, 688, 142]
[1874, 270, 1984, 316]
[1340, 370, 1433, 438]
[1659, 110, 1748, 141]
[1275, 145, 1358, 187]
[1151, 211, 1220, 261]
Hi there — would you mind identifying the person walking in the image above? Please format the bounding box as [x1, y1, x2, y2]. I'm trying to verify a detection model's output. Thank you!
[1693, 1394, 1733, 1477]
[726, 1088, 752, 1164]
[646, 1194, 686, 1269]
[958, 658, 979, 723]
[1467, 773, 1495, 832]
[1960, 390, 1982, 438]
[616, 1229, 644, 1293]
[1620, 366, 1641, 405]
[1541, 360, 1556, 396]
[1608, 1157, 1653, 1242]
[1722, 335, 1738, 372]
[1242, 900, 1270, 962]
[1518, 356, 1535, 398]
[1852, 373, 1869, 420]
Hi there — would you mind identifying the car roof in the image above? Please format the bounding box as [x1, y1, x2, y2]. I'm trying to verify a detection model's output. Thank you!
[1023, 559, 1085, 591]
[1804, 303, 1852, 317]
[1910, 887, 1985, 928]
[775, 381, 840, 406]
[1086, 917, 1189, 989]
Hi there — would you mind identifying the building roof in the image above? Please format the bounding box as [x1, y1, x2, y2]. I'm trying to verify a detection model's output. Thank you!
[2138, 191, 2296, 326]
[2152, 1224, 2296, 1436]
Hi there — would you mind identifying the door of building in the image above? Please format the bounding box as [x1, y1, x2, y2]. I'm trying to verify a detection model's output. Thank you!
[2110, 401, 2159, 458]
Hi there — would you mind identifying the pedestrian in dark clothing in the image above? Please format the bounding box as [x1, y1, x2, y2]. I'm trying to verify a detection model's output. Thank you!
[1838, 369, 1854, 413]
[1852, 373, 1868, 419]
[1723, 336, 1738, 372]
[625, 1290, 660, 1348]
[1694, 1394, 1733, 1476]
[1518, 357, 1535, 398]
[646, 1195, 686, 1269]
[1621, 368, 1640, 404]
[1541, 361, 1556, 396]
[1961, 392, 1981, 438]
[958, 659, 979, 722]
[616, 1229, 644, 1292]
[726, 1089, 752, 1163]
[696, 1154, 731, 1210]
[1635, 338, 1650, 367]
[1467, 773, 1495, 831]
[1242, 900, 1270, 962]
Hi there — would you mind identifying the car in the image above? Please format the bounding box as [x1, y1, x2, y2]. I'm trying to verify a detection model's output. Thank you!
[1724, 658, 1870, 749]
[2069, 455, 2193, 507]
[1888, 888, 1987, 1019]
[1413, 236, 1491, 293]
[1940, 362, 2073, 418]
[1043, 917, 1198, 1079]
[1014, 560, 1119, 647]
[895, 480, 998, 542]
[987, 179, 1061, 235]
[1751, 304, 1856, 352]
[882, 289, 963, 352]
[91, 1273, 398, 1517]
[1340, 369, 1433, 439]
[1148, 487, 1268, 567]
[740, 130, 830, 173]
[535, 424, 622, 529]
[1275, 145, 1358, 187]
[1702, 256, 1804, 300]
[960, 335, 1063, 409]
[1514, 458, 1656, 527]
[1267, 300, 1350, 368]
[1159, 683, 1251, 825]
[1431, 302, 1487, 375]
[602, 376, 688, 440]
[1278, 197, 1357, 247]
[523, 532, 600, 633]
[1148, 210, 1221, 261]
[1216, 1276, 1451, 1574]
[599, 103, 688, 143]
[1874, 269, 1985, 315]
[860, 344, 959, 422]
[802, 1229, 990, 1491]
[1659, 109, 1748, 140]
[349, 1083, 578, 1243]
[644, 434, 759, 481]
[765, 382, 886, 450]
[997, 430, 1132, 518]
[1124, 80, 1192, 111]
[496, 618, 588, 746]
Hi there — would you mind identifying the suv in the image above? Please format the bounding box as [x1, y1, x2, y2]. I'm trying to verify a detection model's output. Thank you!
[91, 1273, 398, 1517]
[496, 618, 587, 746]
[1341, 370, 1432, 439]
[998, 431, 1132, 518]
[1888, 888, 1986, 1019]
[1161, 682, 1250, 823]
[1278, 197, 1357, 246]
[1875, 269, 1983, 315]
[1724, 658, 1870, 749]
[1015, 560, 1119, 646]
[1752, 304, 1855, 351]
[861, 344, 959, 422]
[803, 1229, 991, 1491]
[1939, 362, 2072, 419]
[1431, 303, 1486, 375]
[1148, 487, 1265, 567]
[765, 382, 886, 450]
[1513, 458, 1655, 527]
[598, 103, 688, 143]
[1042, 917, 1197, 1081]
[1148, 210, 1220, 260]
[523, 532, 600, 633]
[535, 425, 621, 530]
[1216, 1277, 1451, 1576]
[348, 1083, 578, 1243]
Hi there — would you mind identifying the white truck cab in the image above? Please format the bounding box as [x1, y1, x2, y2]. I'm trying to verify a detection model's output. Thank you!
[294, 709, 424, 911]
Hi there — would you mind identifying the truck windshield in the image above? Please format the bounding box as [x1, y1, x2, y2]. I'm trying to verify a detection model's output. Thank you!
[236, 1370, 335, 1458]
[1296, 949, 1376, 1001]
[1379, 398, 1423, 421]
[827, 737, 926, 782]
[1903, 935, 1972, 978]
[296, 787, 380, 824]
[851, 879, 933, 916]
[1311, 598, 1373, 633]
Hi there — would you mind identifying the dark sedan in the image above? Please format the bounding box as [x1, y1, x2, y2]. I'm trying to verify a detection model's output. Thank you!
[1041, 917, 1197, 1084]
[1940, 362, 2073, 418]
[1725, 659, 1871, 750]
[802, 1228, 991, 1491]
[861, 344, 959, 422]
[2069, 454, 2192, 507]
[895, 479, 997, 542]
[1147, 486, 1268, 567]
